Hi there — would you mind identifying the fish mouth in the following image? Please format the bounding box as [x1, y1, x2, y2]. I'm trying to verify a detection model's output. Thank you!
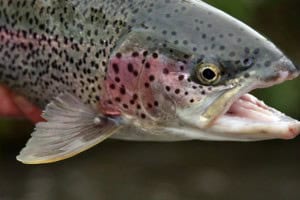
[214, 93, 300, 140]
[176, 85, 299, 141]
[205, 56, 300, 141]
[211, 69, 300, 141]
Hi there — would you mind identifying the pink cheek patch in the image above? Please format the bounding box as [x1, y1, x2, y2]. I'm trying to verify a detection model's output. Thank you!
[103, 51, 145, 117]
[102, 51, 209, 120]
[136, 53, 165, 119]
[138, 56, 205, 118]
[103, 51, 172, 119]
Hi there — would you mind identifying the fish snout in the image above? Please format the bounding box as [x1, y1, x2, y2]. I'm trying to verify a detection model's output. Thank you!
[276, 57, 299, 80]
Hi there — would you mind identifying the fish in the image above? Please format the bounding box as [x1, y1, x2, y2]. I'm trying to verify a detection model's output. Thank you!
[0, 0, 299, 164]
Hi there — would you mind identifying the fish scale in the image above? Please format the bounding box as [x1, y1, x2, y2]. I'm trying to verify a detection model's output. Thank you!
[0, 0, 299, 164]
[0, 0, 134, 107]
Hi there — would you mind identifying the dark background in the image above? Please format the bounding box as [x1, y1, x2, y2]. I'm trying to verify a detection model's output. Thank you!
[1, 0, 300, 199]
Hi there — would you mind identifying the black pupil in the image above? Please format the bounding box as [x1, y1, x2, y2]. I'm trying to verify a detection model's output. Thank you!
[202, 68, 216, 80]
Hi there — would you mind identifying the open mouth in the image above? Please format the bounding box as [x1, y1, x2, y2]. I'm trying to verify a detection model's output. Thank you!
[211, 66, 300, 140]
[217, 93, 300, 140]
[226, 94, 283, 123]
[177, 60, 299, 141]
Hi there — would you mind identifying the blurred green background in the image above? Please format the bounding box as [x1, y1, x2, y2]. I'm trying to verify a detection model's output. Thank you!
[0, 0, 300, 200]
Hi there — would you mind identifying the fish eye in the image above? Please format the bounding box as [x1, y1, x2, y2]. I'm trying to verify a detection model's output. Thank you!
[196, 63, 221, 85]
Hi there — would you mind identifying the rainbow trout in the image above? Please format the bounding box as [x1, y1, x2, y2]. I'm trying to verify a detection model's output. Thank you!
[0, 0, 299, 164]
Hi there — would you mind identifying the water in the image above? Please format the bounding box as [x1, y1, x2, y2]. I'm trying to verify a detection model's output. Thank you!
[1, 139, 300, 200]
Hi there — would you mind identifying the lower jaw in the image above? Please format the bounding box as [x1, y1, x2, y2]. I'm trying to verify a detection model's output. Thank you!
[212, 93, 300, 140]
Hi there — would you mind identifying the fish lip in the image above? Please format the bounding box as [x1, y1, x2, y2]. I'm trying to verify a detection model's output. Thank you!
[280, 56, 298, 69]
[276, 56, 299, 79]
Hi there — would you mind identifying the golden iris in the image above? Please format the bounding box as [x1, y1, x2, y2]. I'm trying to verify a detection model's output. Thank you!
[196, 63, 221, 85]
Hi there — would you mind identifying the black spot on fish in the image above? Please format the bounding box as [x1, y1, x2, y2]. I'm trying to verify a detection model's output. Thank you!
[145, 62, 151, 69]
[149, 75, 155, 82]
[165, 86, 171, 92]
[110, 84, 116, 90]
[112, 63, 119, 74]
[115, 77, 121, 83]
[128, 63, 134, 73]
[264, 60, 272, 67]
[120, 87, 126, 95]
[132, 52, 139, 57]
[163, 68, 169, 74]
[178, 75, 185, 81]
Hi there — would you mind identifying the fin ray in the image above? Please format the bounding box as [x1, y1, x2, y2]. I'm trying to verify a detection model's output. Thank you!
[17, 93, 121, 164]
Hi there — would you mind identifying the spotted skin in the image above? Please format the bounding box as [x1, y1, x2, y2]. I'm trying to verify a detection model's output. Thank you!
[0, 0, 280, 107]
[0, 0, 131, 108]
[0, 0, 299, 143]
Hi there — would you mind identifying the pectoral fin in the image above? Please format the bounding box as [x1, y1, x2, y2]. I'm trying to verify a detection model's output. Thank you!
[17, 93, 122, 164]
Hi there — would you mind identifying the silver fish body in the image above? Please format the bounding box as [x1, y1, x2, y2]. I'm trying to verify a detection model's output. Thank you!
[0, 0, 299, 164]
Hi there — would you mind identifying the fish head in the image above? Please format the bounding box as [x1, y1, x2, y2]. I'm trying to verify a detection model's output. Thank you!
[105, 0, 300, 141]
